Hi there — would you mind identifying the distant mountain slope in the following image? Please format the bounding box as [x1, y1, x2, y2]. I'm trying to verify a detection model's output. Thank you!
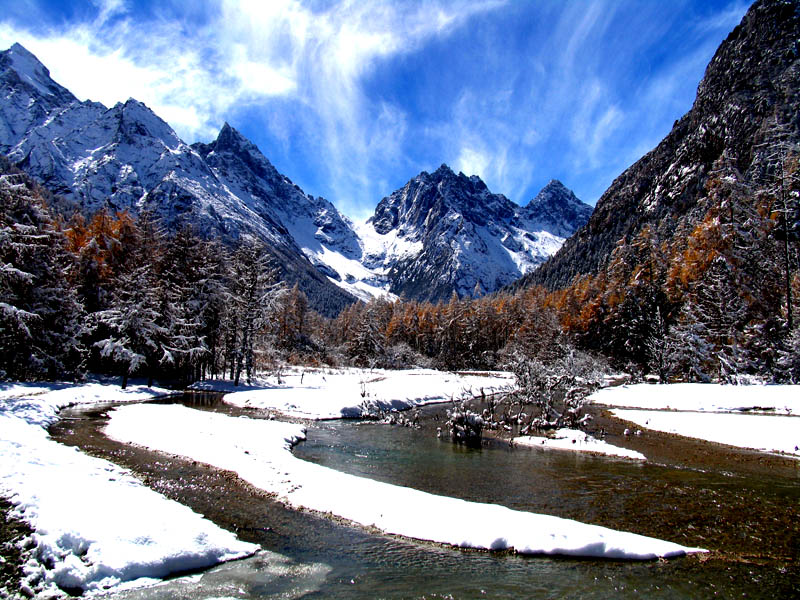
[0, 43, 355, 316]
[192, 123, 362, 274]
[1, 42, 592, 309]
[521, 0, 800, 292]
[360, 165, 592, 303]
[521, 180, 594, 239]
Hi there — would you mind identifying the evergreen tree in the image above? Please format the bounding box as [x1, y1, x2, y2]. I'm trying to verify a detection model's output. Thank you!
[90, 211, 168, 387]
[0, 173, 85, 380]
[347, 300, 387, 367]
[228, 237, 281, 385]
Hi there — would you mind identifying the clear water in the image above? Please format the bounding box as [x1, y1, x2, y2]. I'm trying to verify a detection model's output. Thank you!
[54, 395, 799, 599]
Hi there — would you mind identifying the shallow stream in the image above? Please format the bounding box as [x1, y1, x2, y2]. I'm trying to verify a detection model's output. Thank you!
[49, 392, 800, 598]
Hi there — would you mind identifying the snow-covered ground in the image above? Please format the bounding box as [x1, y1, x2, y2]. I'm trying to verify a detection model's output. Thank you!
[0, 381, 258, 597]
[610, 409, 800, 457]
[590, 383, 800, 415]
[106, 403, 703, 560]
[514, 429, 646, 461]
[195, 367, 514, 419]
[590, 383, 800, 458]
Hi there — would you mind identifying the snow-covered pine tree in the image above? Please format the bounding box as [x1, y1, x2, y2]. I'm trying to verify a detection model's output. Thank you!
[0, 171, 85, 380]
[436, 291, 467, 369]
[192, 237, 231, 380]
[90, 212, 165, 388]
[158, 226, 228, 385]
[752, 118, 800, 331]
[272, 283, 309, 351]
[228, 236, 281, 386]
[665, 300, 712, 383]
[347, 299, 389, 367]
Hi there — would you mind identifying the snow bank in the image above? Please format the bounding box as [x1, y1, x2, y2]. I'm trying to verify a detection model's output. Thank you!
[0, 381, 258, 596]
[195, 367, 514, 419]
[611, 409, 800, 457]
[590, 383, 800, 458]
[106, 404, 704, 560]
[590, 383, 800, 415]
[514, 429, 646, 461]
[0, 380, 170, 428]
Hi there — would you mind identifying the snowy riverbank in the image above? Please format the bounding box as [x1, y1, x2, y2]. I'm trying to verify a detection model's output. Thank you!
[590, 383, 800, 458]
[106, 403, 703, 560]
[513, 428, 647, 460]
[0, 381, 258, 597]
[10, 376, 769, 596]
[194, 367, 514, 419]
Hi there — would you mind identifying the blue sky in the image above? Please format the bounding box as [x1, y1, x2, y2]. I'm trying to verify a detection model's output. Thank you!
[0, 0, 750, 220]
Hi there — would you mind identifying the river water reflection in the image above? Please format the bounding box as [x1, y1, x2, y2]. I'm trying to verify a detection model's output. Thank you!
[51, 394, 799, 599]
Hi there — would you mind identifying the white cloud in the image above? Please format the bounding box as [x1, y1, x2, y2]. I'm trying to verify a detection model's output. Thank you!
[455, 146, 491, 179]
[692, 0, 750, 34]
[0, 0, 748, 215]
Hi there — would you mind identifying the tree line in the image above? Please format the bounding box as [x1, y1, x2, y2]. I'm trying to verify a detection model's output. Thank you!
[0, 164, 309, 386]
[2, 144, 798, 386]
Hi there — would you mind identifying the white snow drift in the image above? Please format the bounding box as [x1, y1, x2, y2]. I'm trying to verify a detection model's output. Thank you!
[514, 428, 646, 461]
[195, 367, 514, 419]
[106, 403, 703, 560]
[590, 383, 800, 458]
[590, 383, 800, 415]
[0, 382, 258, 596]
[610, 409, 800, 457]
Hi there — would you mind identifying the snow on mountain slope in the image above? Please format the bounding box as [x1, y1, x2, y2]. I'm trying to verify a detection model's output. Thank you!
[0, 43, 356, 315]
[1, 42, 591, 307]
[0, 43, 86, 152]
[191, 123, 384, 296]
[520, 179, 595, 239]
[358, 165, 592, 303]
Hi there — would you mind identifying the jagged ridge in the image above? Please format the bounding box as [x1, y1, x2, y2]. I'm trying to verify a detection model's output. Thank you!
[1, 42, 592, 309]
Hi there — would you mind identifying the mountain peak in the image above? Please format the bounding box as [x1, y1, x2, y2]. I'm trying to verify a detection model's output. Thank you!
[214, 121, 250, 149]
[8, 42, 38, 60]
[528, 179, 583, 208]
[432, 163, 454, 177]
[521, 180, 592, 238]
[541, 179, 568, 192]
[1, 42, 74, 102]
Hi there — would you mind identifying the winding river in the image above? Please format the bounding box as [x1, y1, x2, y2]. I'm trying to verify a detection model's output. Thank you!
[48, 392, 800, 598]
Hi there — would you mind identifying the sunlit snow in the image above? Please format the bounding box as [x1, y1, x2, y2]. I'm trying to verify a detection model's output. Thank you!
[194, 367, 514, 419]
[0, 381, 258, 596]
[514, 428, 646, 460]
[106, 403, 703, 560]
[591, 384, 800, 458]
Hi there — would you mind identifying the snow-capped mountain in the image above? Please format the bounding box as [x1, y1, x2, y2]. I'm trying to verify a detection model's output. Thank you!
[0, 43, 356, 316]
[1, 42, 591, 308]
[521, 179, 594, 239]
[191, 124, 362, 275]
[358, 165, 591, 303]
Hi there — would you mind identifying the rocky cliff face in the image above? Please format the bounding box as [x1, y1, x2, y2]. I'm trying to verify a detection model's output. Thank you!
[523, 0, 800, 291]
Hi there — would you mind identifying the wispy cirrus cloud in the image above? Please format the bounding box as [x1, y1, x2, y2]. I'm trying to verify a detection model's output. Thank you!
[0, 0, 751, 216]
[2, 0, 506, 217]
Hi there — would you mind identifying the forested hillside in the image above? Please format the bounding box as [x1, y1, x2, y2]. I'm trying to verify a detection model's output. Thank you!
[513, 0, 800, 381]
[2, 0, 798, 387]
[1, 154, 599, 385]
[0, 157, 312, 385]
